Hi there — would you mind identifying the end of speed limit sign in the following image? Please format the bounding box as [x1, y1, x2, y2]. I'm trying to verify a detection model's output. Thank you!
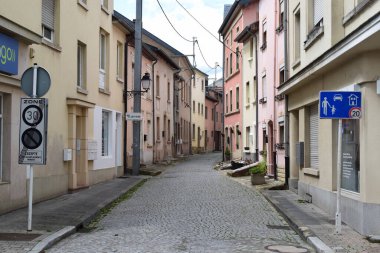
[19, 98, 48, 165]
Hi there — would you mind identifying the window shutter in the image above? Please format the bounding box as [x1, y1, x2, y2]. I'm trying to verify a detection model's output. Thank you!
[313, 0, 323, 25]
[309, 104, 319, 169]
[42, 0, 55, 29]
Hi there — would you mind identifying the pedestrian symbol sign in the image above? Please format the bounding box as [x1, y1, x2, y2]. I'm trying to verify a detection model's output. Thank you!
[319, 91, 361, 119]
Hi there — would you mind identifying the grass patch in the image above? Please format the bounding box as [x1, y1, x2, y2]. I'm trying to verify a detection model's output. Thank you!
[84, 179, 148, 231]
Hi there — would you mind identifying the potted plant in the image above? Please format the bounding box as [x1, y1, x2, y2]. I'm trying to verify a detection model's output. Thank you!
[224, 146, 231, 161]
[249, 161, 267, 185]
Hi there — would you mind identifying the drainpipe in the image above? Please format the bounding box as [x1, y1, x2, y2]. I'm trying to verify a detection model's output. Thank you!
[284, 0, 290, 187]
[220, 34, 226, 161]
[254, 33, 259, 162]
[173, 69, 181, 157]
[273, 0, 278, 180]
[213, 99, 219, 151]
[123, 35, 133, 175]
[152, 59, 157, 163]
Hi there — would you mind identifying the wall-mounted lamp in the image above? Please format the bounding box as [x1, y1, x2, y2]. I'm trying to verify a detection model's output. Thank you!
[125, 72, 151, 98]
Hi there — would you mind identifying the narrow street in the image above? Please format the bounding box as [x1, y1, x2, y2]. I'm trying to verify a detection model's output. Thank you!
[48, 153, 312, 253]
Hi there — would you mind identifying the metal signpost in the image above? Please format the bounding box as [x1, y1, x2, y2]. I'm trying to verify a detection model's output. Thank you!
[319, 91, 361, 234]
[19, 64, 50, 231]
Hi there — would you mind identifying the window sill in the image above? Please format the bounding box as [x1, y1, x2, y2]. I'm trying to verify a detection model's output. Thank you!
[99, 88, 110, 95]
[77, 0, 89, 11]
[225, 109, 240, 117]
[225, 69, 240, 82]
[303, 167, 319, 177]
[304, 25, 324, 50]
[343, 0, 374, 26]
[292, 59, 301, 69]
[0, 181, 9, 185]
[116, 77, 124, 84]
[77, 86, 88, 95]
[42, 39, 62, 52]
[156, 96, 161, 99]
[101, 5, 110, 15]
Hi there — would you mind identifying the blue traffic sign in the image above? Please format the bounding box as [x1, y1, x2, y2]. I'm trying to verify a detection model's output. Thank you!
[319, 91, 361, 119]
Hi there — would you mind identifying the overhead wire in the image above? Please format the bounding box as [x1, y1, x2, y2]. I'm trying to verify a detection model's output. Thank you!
[195, 40, 213, 69]
[175, 0, 238, 55]
[156, 0, 193, 43]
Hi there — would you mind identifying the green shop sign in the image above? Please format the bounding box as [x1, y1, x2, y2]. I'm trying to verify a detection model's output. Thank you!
[0, 33, 18, 75]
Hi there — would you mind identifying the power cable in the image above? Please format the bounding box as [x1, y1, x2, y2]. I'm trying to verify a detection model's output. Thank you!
[156, 0, 193, 43]
[195, 40, 213, 69]
[175, 0, 238, 54]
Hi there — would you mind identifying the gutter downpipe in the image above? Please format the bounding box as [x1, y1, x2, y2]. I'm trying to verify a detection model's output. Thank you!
[213, 99, 219, 151]
[123, 35, 133, 175]
[284, 0, 290, 187]
[273, 1, 278, 180]
[173, 69, 181, 158]
[220, 34, 226, 161]
[152, 59, 158, 163]
[254, 33, 259, 162]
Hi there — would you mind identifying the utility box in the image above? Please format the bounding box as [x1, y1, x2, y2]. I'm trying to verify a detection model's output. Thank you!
[63, 149, 72, 161]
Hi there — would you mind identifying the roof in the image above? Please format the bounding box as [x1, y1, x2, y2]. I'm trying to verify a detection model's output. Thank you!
[218, 0, 239, 35]
[194, 67, 209, 77]
[144, 44, 180, 70]
[235, 21, 259, 43]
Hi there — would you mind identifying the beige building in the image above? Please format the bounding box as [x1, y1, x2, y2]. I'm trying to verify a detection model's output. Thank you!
[281, 0, 380, 235]
[191, 68, 207, 153]
[0, 0, 132, 213]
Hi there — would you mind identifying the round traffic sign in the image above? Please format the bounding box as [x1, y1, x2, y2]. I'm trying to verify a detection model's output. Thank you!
[22, 105, 43, 126]
[349, 107, 361, 119]
[21, 128, 42, 149]
[21, 66, 51, 97]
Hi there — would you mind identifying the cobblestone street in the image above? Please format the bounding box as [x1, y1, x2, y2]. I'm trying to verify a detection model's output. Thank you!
[47, 153, 313, 253]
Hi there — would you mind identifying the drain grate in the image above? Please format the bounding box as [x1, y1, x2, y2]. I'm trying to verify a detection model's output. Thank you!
[0, 233, 41, 241]
[266, 225, 291, 230]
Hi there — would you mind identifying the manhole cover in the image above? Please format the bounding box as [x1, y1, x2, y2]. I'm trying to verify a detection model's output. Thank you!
[0, 233, 41, 241]
[265, 245, 309, 253]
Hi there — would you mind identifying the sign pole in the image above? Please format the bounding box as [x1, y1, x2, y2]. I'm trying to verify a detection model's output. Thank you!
[27, 63, 38, 231]
[335, 118, 342, 234]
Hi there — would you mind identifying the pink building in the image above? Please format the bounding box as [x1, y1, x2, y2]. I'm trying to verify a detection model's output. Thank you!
[205, 87, 223, 152]
[258, 0, 285, 180]
[219, 0, 258, 160]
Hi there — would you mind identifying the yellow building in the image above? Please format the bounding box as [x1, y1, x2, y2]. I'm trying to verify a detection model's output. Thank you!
[191, 68, 207, 153]
[281, 0, 380, 235]
[0, 0, 129, 213]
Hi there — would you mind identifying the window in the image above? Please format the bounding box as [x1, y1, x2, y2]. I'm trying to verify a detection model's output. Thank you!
[156, 75, 160, 97]
[101, 0, 108, 10]
[157, 117, 160, 140]
[249, 38, 253, 58]
[236, 126, 240, 149]
[205, 130, 208, 143]
[226, 94, 228, 113]
[294, 9, 301, 62]
[205, 106, 208, 119]
[236, 47, 239, 70]
[309, 104, 319, 169]
[102, 110, 110, 156]
[212, 108, 215, 121]
[192, 124, 195, 140]
[198, 103, 200, 114]
[246, 82, 250, 104]
[117, 41, 123, 79]
[229, 90, 232, 112]
[229, 53, 233, 74]
[201, 80, 204, 91]
[279, 0, 284, 28]
[99, 30, 108, 89]
[341, 119, 360, 192]
[246, 126, 250, 147]
[42, 0, 56, 42]
[313, 0, 323, 26]
[77, 41, 86, 89]
[193, 100, 195, 113]
[236, 87, 239, 110]
[279, 67, 285, 85]
[261, 20, 267, 50]
[279, 125, 284, 144]
[167, 81, 170, 102]
[226, 58, 229, 77]
[215, 111, 218, 122]
[201, 104, 203, 115]
[262, 75, 267, 98]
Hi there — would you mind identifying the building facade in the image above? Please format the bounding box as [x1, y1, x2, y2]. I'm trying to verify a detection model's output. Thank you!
[191, 68, 207, 153]
[205, 86, 223, 152]
[280, 0, 380, 235]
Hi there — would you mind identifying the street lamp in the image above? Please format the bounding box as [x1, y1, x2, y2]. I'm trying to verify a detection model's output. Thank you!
[125, 72, 151, 99]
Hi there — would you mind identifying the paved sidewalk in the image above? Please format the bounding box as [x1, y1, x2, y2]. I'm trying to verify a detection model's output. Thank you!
[223, 173, 380, 253]
[0, 176, 144, 253]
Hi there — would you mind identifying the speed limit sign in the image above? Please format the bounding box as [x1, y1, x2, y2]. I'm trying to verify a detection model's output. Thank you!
[19, 98, 48, 164]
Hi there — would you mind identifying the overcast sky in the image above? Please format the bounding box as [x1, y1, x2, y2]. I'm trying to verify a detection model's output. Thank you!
[114, 0, 228, 81]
